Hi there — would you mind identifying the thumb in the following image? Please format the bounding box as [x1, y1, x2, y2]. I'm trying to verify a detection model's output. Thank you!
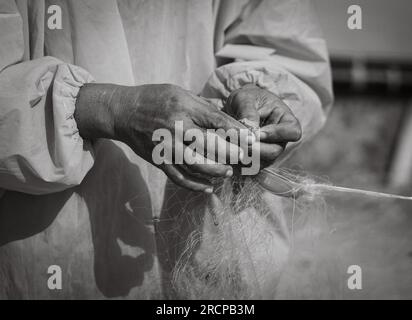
[225, 90, 260, 129]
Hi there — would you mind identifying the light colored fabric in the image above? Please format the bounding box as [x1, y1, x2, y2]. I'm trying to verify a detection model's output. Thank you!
[0, 57, 94, 194]
[0, 0, 332, 298]
[203, 0, 333, 163]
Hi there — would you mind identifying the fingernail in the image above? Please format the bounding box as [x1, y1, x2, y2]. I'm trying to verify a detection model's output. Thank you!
[225, 169, 233, 177]
[204, 187, 213, 194]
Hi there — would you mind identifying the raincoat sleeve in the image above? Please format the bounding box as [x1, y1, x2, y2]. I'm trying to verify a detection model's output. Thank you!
[203, 0, 334, 162]
[0, 1, 95, 195]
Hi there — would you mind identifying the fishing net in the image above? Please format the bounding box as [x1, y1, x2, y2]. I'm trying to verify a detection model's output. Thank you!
[163, 169, 336, 299]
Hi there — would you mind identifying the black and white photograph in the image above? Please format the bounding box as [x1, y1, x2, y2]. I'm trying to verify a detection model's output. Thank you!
[0, 0, 412, 304]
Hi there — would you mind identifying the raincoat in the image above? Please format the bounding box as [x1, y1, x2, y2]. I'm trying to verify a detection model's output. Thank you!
[0, 0, 333, 298]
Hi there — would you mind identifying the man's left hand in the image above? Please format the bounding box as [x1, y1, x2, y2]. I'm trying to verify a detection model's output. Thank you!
[223, 84, 302, 168]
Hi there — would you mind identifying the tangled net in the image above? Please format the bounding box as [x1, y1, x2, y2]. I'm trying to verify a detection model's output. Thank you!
[169, 169, 334, 299]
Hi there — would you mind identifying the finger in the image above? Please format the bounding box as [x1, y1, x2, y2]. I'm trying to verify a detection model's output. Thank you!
[183, 125, 244, 166]
[162, 164, 214, 193]
[182, 144, 234, 178]
[257, 121, 302, 143]
[257, 95, 294, 120]
[251, 142, 284, 165]
[257, 108, 302, 142]
[204, 110, 256, 146]
[223, 91, 260, 140]
[204, 109, 246, 131]
[228, 93, 260, 129]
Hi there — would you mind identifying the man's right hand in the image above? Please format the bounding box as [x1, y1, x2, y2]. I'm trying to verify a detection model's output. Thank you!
[74, 83, 250, 193]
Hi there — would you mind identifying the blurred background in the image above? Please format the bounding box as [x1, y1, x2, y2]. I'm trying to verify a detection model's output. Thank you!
[281, 0, 412, 299]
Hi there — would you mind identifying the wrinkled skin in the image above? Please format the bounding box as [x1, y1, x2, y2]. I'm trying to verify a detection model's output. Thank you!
[75, 83, 251, 192]
[75, 83, 302, 192]
[224, 84, 302, 168]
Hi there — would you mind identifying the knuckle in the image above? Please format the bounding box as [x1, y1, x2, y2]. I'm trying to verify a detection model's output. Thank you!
[233, 89, 253, 104]
[231, 91, 244, 103]
[228, 86, 255, 105]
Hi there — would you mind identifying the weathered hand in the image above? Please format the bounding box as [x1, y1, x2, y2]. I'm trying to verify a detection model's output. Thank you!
[224, 84, 302, 167]
[75, 83, 249, 193]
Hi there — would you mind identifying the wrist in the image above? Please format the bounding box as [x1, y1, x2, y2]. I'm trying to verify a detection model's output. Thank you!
[74, 83, 125, 141]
